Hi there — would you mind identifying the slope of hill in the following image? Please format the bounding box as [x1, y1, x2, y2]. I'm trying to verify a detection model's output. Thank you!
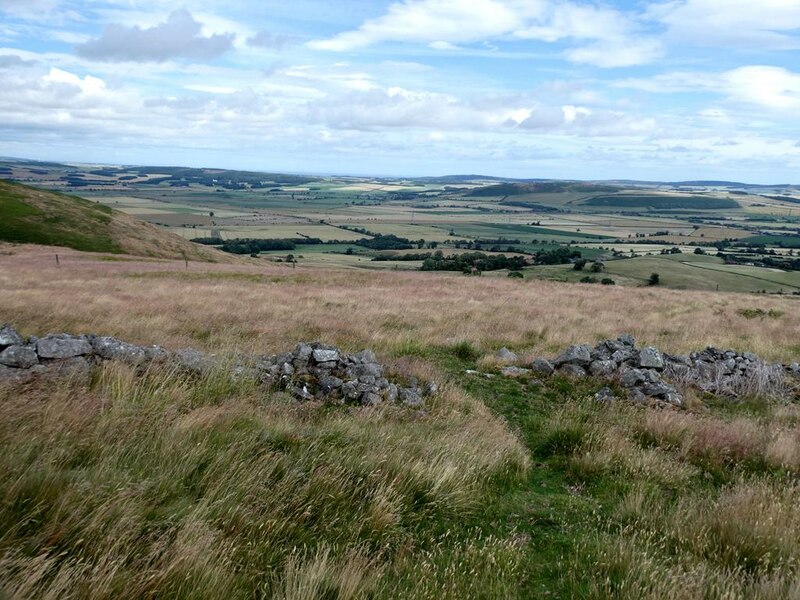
[0, 180, 223, 261]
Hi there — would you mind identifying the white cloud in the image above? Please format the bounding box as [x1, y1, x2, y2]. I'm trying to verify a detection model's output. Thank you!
[308, 0, 660, 66]
[651, 0, 800, 49]
[44, 67, 106, 95]
[77, 9, 235, 62]
[617, 65, 800, 110]
[566, 38, 662, 68]
[309, 0, 529, 51]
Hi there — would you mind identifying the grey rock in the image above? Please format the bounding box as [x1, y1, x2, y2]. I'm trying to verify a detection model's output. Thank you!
[144, 345, 171, 362]
[618, 334, 636, 348]
[0, 345, 38, 369]
[294, 343, 313, 362]
[628, 388, 648, 404]
[0, 324, 24, 348]
[592, 345, 612, 361]
[318, 374, 344, 395]
[37, 334, 92, 359]
[292, 384, 315, 401]
[638, 347, 664, 370]
[312, 348, 339, 363]
[557, 364, 587, 378]
[641, 370, 662, 384]
[341, 381, 360, 401]
[352, 363, 383, 379]
[619, 367, 645, 388]
[424, 382, 439, 396]
[665, 392, 685, 407]
[589, 360, 617, 378]
[49, 356, 92, 379]
[0, 363, 38, 382]
[495, 347, 518, 363]
[642, 381, 677, 398]
[554, 344, 592, 367]
[531, 358, 554, 377]
[386, 383, 399, 403]
[361, 392, 382, 406]
[610, 349, 632, 364]
[316, 361, 337, 370]
[399, 388, 424, 407]
[91, 336, 146, 364]
[501, 366, 531, 378]
[174, 348, 214, 374]
[354, 349, 377, 364]
[666, 354, 692, 367]
[787, 363, 800, 376]
[605, 339, 627, 353]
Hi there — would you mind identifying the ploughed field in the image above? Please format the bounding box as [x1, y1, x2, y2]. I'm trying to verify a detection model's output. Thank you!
[2, 245, 800, 598]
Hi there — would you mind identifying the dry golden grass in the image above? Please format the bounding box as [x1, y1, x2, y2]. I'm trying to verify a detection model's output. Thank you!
[1, 245, 798, 362]
[0, 361, 528, 598]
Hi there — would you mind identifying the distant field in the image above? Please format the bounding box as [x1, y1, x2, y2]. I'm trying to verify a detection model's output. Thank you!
[6, 163, 799, 294]
[583, 194, 740, 210]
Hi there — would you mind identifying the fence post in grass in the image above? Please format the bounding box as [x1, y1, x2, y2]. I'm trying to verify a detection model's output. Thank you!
[55, 254, 59, 266]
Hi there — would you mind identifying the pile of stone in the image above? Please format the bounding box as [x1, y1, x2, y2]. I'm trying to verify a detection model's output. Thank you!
[0, 324, 434, 408]
[514, 334, 798, 407]
[249, 342, 433, 406]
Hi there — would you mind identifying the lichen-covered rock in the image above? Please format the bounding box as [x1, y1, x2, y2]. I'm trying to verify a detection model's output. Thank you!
[36, 334, 92, 359]
[638, 347, 664, 370]
[91, 337, 146, 364]
[554, 344, 592, 367]
[0, 345, 39, 369]
[144, 345, 171, 362]
[399, 388, 424, 407]
[619, 367, 645, 388]
[589, 360, 617, 377]
[618, 334, 636, 348]
[312, 348, 339, 363]
[0, 324, 24, 348]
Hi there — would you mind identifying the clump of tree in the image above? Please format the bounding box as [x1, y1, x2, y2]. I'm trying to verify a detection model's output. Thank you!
[372, 252, 432, 262]
[648, 273, 660, 286]
[421, 251, 528, 273]
[534, 247, 582, 265]
[355, 234, 414, 250]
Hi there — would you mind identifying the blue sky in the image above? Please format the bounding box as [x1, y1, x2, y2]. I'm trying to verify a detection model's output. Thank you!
[1, 0, 799, 182]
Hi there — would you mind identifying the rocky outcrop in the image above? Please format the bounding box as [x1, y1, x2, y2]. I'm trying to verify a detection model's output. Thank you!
[0, 324, 435, 408]
[524, 335, 798, 408]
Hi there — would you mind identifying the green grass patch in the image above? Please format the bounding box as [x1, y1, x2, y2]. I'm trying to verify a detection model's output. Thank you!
[0, 181, 122, 253]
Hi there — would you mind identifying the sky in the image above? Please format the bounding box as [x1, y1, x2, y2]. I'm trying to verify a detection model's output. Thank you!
[0, 0, 799, 182]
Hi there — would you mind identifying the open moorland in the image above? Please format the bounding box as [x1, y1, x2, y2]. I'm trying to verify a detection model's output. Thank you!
[4, 158, 799, 294]
[2, 244, 800, 598]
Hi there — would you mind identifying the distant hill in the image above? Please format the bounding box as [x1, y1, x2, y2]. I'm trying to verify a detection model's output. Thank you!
[0, 180, 224, 260]
[467, 182, 621, 197]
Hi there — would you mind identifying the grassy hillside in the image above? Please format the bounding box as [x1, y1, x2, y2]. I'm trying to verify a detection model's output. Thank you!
[2, 250, 800, 598]
[0, 180, 224, 261]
